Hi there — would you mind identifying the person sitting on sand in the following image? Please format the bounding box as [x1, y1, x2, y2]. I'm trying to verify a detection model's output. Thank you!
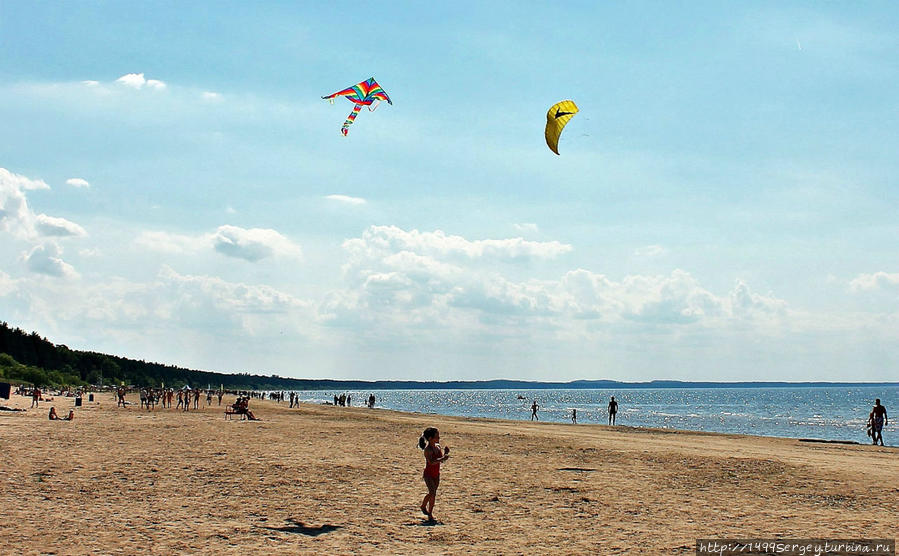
[418, 427, 450, 521]
[48, 406, 60, 420]
[239, 397, 260, 420]
[64, 409, 75, 421]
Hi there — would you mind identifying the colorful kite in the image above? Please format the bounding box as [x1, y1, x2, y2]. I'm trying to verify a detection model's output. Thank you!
[322, 77, 392, 136]
[545, 100, 579, 155]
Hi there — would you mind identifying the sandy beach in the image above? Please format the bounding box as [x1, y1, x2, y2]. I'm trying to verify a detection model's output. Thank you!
[1, 393, 896, 554]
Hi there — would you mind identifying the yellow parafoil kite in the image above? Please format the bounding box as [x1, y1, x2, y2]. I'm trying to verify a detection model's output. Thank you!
[545, 100, 579, 155]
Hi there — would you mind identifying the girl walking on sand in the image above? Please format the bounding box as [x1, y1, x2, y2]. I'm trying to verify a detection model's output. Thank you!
[418, 427, 450, 521]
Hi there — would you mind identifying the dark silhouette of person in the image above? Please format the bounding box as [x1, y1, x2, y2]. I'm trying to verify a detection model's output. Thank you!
[608, 396, 618, 425]
[531, 400, 539, 421]
[871, 399, 888, 446]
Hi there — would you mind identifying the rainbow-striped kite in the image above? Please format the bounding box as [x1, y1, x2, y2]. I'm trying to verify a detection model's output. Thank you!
[322, 77, 392, 136]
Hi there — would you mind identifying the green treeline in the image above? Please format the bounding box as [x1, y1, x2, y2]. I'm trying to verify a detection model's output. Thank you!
[0, 321, 314, 390]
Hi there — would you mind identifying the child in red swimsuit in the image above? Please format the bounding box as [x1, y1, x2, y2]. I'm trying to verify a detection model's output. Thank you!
[418, 427, 450, 521]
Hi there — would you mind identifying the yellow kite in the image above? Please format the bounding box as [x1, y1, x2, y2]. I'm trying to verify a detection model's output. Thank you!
[545, 100, 579, 155]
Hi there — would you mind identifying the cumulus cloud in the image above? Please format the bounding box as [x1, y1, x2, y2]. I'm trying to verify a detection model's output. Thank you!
[157, 265, 308, 316]
[1, 170, 39, 239]
[322, 226, 787, 338]
[325, 194, 366, 205]
[3, 167, 87, 242]
[1, 167, 48, 192]
[35, 214, 87, 238]
[65, 178, 90, 188]
[343, 225, 572, 263]
[850, 272, 899, 293]
[22, 242, 78, 279]
[211, 225, 303, 262]
[134, 225, 302, 262]
[116, 73, 166, 90]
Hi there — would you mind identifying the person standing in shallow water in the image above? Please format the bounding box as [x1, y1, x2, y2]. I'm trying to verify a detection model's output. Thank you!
[418, 427, 449, 521]
[531, 400, 539, 421]
[871, 399, 888, 446]
[608, 396, 618, 426]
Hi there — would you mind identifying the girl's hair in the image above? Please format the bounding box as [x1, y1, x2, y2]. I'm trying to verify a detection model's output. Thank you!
[418, 427, 438, 450]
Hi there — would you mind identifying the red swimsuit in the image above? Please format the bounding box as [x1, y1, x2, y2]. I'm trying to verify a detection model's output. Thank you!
[423, 445, 442, 478]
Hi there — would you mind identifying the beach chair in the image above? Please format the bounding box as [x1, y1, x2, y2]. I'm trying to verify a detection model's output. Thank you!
[224, 409, 246, 420]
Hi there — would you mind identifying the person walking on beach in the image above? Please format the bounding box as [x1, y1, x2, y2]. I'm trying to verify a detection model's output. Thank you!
[531, 400, 539, 421]
[871, 399, 888, 446]
[608, 396, 618, 426]
[418, 427, 449, 521]
[571, 408, 577, 424]
[31, 387, 41, 408]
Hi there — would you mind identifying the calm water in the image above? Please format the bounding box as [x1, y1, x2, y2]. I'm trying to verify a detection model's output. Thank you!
[292, 387, 897, 446]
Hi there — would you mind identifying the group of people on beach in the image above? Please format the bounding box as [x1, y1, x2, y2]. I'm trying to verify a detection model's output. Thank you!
[328, 393, 377, 408]
[530, 396, 619, 425]
[47, 406, 74, 421]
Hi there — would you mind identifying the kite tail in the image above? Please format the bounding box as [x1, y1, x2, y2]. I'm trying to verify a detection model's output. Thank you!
[341, 104, 363, 136]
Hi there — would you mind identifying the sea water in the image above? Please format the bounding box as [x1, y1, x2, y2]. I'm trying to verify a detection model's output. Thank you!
[292, 386, 898, 445]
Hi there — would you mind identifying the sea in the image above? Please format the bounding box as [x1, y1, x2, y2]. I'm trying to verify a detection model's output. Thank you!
[292, 386, 898, 446]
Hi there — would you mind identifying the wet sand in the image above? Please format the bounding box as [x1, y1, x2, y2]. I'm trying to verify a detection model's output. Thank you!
[1, 393, 896, 554]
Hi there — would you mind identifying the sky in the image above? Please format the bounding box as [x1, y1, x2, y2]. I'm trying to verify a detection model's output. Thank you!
[1, 2, 897, 382]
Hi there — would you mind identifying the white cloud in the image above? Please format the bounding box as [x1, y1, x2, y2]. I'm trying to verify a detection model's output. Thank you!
[850, 272, 899, 293]
[513, 223, 540, 234]
[157, 265, 308, 318]
[1, 167, 74, 240]
[116, 73, 166, 90]
[211, 225, 303, 262]
[0, 167, 49, 192]
[134, 226, 303, 262]
[325, 194, 367, 205]
[35, 214, 87, 238]
[202, 91, 222, 101]
[22, 242, 79, 279]
[343, 225, 572, 263]
[65, 178, 90, 188]
[634, 244, 668, 258]
[134, 230, 207, 254]
[81, 80, 100, 87]
[0, 269, 16, 296]
[325, 226, 787, 339]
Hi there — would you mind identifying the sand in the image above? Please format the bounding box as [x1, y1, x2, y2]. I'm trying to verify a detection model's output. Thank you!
[1, 392, 896, 554]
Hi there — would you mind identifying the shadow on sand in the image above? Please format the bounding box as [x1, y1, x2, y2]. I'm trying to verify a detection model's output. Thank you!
[262, 519, 341, 537]
[406, 518, 442, 527]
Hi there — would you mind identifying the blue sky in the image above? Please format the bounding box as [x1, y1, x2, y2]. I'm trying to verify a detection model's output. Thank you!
[1, 2, 897, 381]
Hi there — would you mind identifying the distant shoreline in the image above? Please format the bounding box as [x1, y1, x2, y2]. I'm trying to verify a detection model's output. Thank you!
[270, 379, 899, 391]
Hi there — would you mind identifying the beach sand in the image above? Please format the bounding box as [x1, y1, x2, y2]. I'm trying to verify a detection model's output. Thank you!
[1, 393, 896, 554]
